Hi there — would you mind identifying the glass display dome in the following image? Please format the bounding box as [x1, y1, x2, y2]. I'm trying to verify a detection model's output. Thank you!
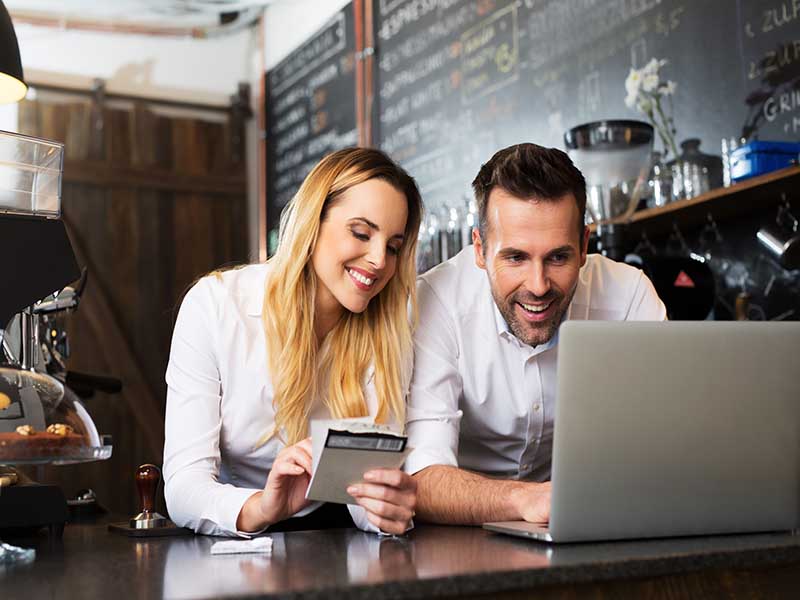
[0, 365, 111, 465]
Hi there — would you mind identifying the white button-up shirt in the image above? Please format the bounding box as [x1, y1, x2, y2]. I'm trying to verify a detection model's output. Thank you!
[163, 263, 386, 537]
[405, 249, 667, 481]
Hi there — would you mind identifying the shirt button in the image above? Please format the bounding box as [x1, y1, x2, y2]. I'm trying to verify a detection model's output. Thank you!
[533, 404, 541, 411]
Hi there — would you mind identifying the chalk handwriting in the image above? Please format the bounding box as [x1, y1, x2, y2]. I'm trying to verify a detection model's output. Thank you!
[271, 12, 346, 95]
[748, 41, 800, 80]
[379, 5, 473, 73]
[461, 2, 519, 104]
[761, 1, 800, 34]
[379, 0, 463, 42]
[763, 88, 800, 122]
[380, 47, 452, 100]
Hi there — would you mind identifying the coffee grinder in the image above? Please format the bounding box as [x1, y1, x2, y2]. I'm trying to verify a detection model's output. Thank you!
[564, 120, 654, 260]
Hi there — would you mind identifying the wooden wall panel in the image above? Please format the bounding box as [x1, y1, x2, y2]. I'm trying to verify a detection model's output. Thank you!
[15, 93, 249, 517]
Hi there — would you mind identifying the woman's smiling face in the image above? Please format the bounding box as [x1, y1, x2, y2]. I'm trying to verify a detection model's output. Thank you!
[311, 178, 409, 317]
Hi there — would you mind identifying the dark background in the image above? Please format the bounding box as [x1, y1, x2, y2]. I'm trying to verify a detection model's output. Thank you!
[265, 0, 800, 321]
[374, 0, 798, 212]
[267, 0, 800, 215]
[266, 2, 357, 242]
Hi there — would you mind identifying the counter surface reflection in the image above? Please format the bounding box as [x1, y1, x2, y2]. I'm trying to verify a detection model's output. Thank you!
[2, 522, 799, 598]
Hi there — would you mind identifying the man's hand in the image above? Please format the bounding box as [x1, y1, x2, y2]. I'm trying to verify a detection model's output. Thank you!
[509, 481, 551, 524]
[347, 468, 417, 535]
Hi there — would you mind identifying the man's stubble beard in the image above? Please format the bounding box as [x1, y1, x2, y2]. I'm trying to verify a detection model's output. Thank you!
[491, 281, 579, 347]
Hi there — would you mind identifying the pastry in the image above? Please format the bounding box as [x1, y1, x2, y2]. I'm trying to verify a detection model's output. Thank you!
[0, 424, 84, 460]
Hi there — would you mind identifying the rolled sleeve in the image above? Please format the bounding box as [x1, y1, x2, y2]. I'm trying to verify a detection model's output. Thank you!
[405, 279, 463, 475]
[163, 278, 259, 538]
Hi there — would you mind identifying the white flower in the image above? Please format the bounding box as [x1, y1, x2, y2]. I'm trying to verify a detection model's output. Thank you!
[622, 57, 678, 159]
[642, 73, 659, 93]
[641, 58, 666, 76]
[624, 67, 642, 97]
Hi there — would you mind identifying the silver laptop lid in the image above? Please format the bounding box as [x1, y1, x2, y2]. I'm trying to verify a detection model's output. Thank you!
[549, 321, 800, 543]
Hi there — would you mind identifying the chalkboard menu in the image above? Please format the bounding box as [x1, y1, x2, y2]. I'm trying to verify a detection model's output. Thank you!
[739, 1, 800, 140]
[266, 4, 358, 237]
[374, 0, 800, 211]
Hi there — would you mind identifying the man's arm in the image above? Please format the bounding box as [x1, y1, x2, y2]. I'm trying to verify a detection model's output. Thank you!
[413, 465, 551, 525]
[407, 278, 552, 525]
[404, 279, 463, 476]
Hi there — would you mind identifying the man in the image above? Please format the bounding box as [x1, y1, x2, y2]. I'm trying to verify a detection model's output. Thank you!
[405, 143, 666, 525]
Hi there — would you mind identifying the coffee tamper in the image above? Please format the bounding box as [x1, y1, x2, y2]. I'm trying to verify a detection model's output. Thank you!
[130, 464, 168, 529]
[108, 463, 191, 537]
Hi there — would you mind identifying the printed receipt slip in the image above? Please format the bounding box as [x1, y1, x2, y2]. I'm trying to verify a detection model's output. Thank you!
[305, 419, 412, 505]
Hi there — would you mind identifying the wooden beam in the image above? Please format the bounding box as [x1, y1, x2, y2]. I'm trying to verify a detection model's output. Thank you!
[257, 17, 268, 263]
[355, 0, 365, 148]
[363, 0, 375, 147]
[64, 159, 247, 197]
[9, 10, 204, 38]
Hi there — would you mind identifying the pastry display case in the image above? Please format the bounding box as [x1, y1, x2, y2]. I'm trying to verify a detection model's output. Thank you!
[0, 366, 112, 465]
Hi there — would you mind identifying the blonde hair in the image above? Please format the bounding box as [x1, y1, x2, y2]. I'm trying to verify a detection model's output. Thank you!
[263, 148, 422, 445]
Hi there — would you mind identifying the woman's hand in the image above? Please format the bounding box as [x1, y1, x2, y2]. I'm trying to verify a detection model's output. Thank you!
[237, 437, 313, 532]
[347, 468, 417, 535]
[259, 437, 314, 524]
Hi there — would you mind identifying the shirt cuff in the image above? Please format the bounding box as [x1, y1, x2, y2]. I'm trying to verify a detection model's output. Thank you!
[226, 488, 268, 538]
[404, 442, 459, 476]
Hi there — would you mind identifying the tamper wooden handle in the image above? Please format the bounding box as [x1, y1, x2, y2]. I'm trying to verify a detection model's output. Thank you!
[135, 463, 160, 515]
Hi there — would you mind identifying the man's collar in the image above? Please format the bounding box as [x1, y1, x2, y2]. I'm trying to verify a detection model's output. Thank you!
[492, 297, 568, 355]
[492, 299, 511, 336]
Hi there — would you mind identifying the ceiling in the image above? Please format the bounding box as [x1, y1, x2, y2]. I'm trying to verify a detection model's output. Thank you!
[5, 1, 277, 31]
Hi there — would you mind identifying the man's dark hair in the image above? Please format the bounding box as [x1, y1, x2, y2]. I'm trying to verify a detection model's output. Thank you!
[471, 143, 587, 244]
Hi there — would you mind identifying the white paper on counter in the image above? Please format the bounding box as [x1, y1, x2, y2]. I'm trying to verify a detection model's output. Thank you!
[210, 536, 273, 555]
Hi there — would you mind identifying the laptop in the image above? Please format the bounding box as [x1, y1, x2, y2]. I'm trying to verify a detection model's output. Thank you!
[484, 321, 800, 543]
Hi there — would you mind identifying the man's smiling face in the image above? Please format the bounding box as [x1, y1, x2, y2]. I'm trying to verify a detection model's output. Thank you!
[473, 187, 589, 347]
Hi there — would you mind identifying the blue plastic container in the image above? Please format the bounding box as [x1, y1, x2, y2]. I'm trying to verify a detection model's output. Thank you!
[730, 141, 800, 182]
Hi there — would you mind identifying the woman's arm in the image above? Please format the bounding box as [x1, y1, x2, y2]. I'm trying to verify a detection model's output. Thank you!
[236, 438, 315, 531]
[163, 278, 264, 537]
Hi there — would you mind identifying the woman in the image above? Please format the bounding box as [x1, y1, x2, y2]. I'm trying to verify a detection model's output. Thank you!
[163, 148, 422, 536]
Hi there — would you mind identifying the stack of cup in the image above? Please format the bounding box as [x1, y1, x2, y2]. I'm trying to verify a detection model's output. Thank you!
[721, 137, 745, 187]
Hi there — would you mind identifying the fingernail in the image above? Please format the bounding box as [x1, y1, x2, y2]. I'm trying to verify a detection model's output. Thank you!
[363, 471, 376, 481]
[347, 486, 358, 495]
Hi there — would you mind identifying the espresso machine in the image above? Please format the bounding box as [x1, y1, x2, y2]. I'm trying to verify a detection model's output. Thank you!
[0, 131, 114, 563]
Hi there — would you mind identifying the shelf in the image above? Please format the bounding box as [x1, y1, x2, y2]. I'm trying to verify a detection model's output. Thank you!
[588, 165, 800, 237]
